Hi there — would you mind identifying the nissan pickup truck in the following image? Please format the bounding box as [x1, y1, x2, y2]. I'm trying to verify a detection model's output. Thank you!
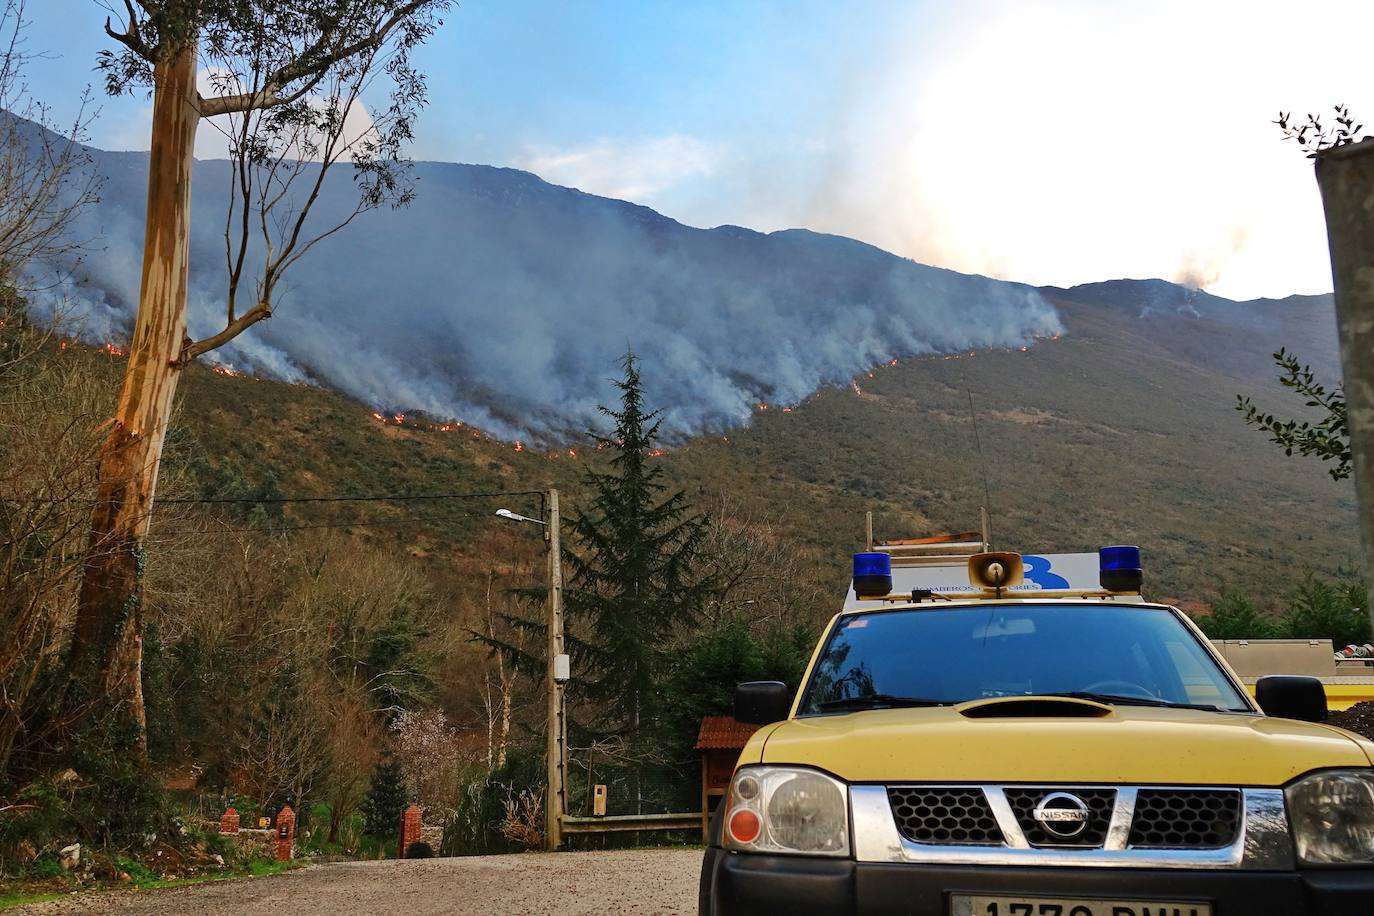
[698, 543, 1374, 915]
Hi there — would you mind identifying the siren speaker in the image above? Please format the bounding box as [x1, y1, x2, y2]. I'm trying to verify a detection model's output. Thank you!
[968, 551, 1024, 590]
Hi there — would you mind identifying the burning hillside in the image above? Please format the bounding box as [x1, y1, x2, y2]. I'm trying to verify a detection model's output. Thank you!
[37, 135, 1064, 443]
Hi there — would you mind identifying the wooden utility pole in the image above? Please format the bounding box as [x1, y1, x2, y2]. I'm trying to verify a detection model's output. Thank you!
[545, 489, 567, 850]
[1315, 139, 1374, 634]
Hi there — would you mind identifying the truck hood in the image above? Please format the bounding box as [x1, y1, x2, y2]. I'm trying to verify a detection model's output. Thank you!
[761, 701, 1373, 786]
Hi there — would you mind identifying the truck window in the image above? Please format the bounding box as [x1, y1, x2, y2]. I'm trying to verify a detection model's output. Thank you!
[800, 604, 1251, 714]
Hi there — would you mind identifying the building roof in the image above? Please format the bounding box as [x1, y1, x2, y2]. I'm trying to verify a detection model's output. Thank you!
[695, 715, 761, 750]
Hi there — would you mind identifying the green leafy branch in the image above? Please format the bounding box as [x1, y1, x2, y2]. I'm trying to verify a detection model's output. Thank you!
[1237, 348, 1351, 481]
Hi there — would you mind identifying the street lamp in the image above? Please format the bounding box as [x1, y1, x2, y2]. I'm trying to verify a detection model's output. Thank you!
[495, 508, 544, 526]
[495, 490, 568, 851]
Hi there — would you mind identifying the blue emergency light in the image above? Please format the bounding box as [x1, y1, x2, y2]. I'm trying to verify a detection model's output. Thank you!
[1099, 545, 1142, 592]
[853, 552, 893, 599]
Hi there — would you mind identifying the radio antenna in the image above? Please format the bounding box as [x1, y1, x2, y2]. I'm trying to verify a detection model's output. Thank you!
[964, 379, 993, 545]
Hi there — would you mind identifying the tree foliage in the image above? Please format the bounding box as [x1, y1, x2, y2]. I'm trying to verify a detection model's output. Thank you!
[360, 755, 408, 838]
[1274, 105, 1369, 158]
[1195, 571, 1370, 648]
[1237, 348, 1351, 481]
[564, 354, 715, 738]
[1192, 591, 1280, 640]
[655, 618, 814, 761]
[97, 0, 450, 363]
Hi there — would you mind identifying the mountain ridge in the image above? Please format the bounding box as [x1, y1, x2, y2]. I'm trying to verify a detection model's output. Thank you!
[19, 117, 1324, 448]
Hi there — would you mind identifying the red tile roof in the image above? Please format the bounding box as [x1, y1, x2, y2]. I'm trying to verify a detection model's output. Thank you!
[695, 715, 761, 750]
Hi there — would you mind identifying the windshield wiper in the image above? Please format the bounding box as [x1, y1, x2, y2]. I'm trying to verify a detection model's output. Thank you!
[815, 693, 951, 712]
[1047, 691, 1223, 712]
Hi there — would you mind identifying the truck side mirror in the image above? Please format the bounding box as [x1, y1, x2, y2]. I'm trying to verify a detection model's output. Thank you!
[1255, 675, 1328, 722]
[735, 681, 791, 725]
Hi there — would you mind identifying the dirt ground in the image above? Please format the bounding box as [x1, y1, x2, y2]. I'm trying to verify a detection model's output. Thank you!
[15, 849, 704, 916]
[1328, 700, 1374, 740]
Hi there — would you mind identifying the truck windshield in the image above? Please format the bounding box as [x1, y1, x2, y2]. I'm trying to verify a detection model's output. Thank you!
[798, 603, 1251, 715]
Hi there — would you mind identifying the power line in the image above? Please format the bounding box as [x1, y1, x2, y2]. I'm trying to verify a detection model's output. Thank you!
[158, 488, 547, 505]
[963, 376, 994, 523]
[151, 511, 496, 537]
[2, 487, 552, 537]
[1, 488, 547, 507]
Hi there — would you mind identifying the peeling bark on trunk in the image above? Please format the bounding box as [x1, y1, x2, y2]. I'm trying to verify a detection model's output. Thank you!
[1316, 139, 1374, 633]
[66, 42, 199, 745]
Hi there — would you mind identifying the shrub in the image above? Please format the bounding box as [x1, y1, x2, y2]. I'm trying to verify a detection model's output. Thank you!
[404, 841, 434, 858]
[499, 790, 542, 851]
[441, 751, 542, 856]
[0, 778, 73, 875]
[1196, 573, 1371, 647]
[22, 851, 65, 879]
[1194, 591, 1279, 639]
[1285, 573, 1370, 647]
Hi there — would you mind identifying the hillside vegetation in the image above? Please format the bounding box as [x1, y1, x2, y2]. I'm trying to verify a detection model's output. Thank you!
[167, 279, 1356, 616]
[4, 270, 1357, 882]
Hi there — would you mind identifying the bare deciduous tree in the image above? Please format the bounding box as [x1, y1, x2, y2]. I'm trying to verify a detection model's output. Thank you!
[323, 686, 381, 845]
[477, 569, 529, 771]
[0, 0, 99, 293]
[0, 0, 104, 777]
[700, 493, 828, 628]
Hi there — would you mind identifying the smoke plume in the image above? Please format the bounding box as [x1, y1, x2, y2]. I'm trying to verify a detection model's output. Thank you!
[43, 146, 1063, 442]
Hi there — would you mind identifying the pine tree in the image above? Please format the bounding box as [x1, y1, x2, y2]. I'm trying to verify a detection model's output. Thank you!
[361, 756, 410, 838]
[565, 353, 714, 741]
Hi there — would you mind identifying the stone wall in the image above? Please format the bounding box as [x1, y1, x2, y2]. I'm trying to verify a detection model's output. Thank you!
[228, 828, 276, 860]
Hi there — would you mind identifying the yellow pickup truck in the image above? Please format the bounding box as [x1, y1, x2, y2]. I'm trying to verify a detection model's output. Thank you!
[698, 543, 1374, 916]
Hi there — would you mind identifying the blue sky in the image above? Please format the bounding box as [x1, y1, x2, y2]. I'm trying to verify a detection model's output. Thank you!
[23, 1, 1374, 299]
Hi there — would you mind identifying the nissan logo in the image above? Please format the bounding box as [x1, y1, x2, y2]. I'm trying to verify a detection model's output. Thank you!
[1032, 792, 1090, 838]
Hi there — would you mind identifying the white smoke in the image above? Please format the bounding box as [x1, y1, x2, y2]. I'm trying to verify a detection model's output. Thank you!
[41, 150, 1064, 442]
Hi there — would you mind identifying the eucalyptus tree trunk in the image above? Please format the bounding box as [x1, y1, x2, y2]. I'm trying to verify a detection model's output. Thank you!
[67, 40, 199, 743]
[1315, 138, 1374, 635]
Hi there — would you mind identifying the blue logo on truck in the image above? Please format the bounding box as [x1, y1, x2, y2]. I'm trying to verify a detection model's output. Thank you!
[1021, 555, 1069, 589]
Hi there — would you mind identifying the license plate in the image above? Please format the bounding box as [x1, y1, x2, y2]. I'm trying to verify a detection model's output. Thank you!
[950, 896, 1212, 916]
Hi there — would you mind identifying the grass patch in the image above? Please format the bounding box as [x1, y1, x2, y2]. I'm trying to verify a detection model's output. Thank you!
[0, 890, 64, 910]
[0, 858, 303, 910]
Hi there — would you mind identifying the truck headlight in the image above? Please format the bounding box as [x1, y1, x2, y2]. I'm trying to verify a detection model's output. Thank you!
[723, 766, 849, 856]
[1286, 769, 1374, 864]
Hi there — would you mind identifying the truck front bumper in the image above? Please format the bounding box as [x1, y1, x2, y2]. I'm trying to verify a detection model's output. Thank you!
[699, 848, 1374, 916]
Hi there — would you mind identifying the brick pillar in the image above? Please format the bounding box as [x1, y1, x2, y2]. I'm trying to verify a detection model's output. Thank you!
[398, 803, 423, 858]
[274, 805, 296, 861]
[219, 807, 240, 835]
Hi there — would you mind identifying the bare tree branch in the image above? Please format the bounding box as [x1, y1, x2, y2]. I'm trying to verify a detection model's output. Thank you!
[180, 17, 432, 365]
[180, 300, 271, 363]
[102, 0, 151, 60]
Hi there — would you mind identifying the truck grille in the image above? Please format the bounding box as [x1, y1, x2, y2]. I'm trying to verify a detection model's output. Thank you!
[1004, 787, 1116, 847]
[886, 787, 1003, 845]
[1128, 789, 1241, 848]
[883, 785, 1245, 852]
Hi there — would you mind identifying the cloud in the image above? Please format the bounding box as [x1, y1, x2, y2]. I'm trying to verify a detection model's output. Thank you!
[511, 134, 724, 202]
[725, 0, 1374, 300]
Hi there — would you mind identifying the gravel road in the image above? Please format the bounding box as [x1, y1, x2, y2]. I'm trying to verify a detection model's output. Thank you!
[16, 849, 704, 915]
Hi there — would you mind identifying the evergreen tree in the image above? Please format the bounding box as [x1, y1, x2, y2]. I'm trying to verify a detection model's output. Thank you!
[565, 353, 714, 740]
[361, 757, 409, 838]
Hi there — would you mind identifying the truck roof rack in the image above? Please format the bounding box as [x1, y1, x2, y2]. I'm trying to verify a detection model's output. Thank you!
[865, 512, 989, 567]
